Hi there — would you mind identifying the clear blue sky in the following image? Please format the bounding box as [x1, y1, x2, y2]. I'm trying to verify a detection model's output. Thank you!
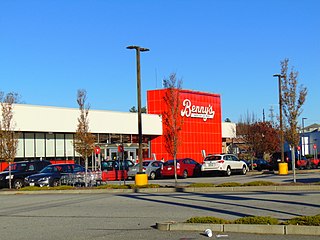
[1, 0, 319, 126]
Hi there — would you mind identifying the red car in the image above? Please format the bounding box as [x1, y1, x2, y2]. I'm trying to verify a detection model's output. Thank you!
[160, 158, 201, 179]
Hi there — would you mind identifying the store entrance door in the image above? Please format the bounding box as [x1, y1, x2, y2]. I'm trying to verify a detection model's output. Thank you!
[109, 148, 136, 162]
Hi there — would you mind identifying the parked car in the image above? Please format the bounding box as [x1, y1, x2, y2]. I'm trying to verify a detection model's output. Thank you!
[0, 160, 51, 189]
[24, 163, 86, 187]
[252, 159, 274, 171]
[161, 158, 201, 179]
[128, 160, 163, 180]
[201, 154, 248, 176]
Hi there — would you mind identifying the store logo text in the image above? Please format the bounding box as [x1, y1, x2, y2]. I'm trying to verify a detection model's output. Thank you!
[180, 99, 215, 121]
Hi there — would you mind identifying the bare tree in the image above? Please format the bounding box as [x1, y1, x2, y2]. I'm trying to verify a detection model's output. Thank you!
[162, 73, 183, 184]
[74, 89, 95, 187]
[280, 58, 307, 182]
[0, 93, 19, 189]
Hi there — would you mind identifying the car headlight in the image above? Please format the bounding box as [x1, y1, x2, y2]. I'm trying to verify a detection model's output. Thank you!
[5, 175, 14, 179]
[38, 177, 50, 182]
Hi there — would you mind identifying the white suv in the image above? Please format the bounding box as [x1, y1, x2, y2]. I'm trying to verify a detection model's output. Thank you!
[201, 154, 248, 176]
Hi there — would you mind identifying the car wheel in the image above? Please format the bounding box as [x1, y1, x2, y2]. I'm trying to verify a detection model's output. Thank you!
[13, 179, 23, 189]
[149, 171, 156, 180]
[182, 170, 188, 179]
[52, 179, 60, 187]
[242, 166, 247, 175]
[225, 167, 231, 176]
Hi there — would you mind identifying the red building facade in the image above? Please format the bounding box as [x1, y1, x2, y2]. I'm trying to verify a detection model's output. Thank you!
[147, 89, 222, 163]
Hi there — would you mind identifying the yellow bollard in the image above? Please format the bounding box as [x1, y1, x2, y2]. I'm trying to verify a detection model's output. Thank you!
[278, 162, 288, 175]
[135, 172, 148, 186]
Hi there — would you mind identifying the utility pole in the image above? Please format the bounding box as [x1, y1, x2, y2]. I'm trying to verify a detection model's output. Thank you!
[126, 46, 149, 173]
[273, 74, 285, 163]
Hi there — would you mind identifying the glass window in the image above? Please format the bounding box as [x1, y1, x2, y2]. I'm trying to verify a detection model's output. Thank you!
[110, 134, 120, 144]
[35, 133, 45, 158]
[46, 133, 55, 157]
[24, 133, 35, 158]
[98, 134, 109, 144]
[122, 134, 131, 143]
[65, 134, 74, 159]
[16, 134, 24, 158]
[28, 163, 35, 171]
[56, 134, 65, 157]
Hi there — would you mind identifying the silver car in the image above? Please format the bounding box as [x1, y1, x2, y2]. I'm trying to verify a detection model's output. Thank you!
[128, 160, 163, 180]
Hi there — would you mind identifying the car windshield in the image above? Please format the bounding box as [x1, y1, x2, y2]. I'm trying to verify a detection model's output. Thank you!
[40, 165, 62, 173]
[142, 161, 150, 167]
[204, 155, 222, 161]
[163, 160, 174, 166]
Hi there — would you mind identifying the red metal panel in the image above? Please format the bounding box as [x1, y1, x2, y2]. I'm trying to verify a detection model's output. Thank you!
[147, 89, 222, 163]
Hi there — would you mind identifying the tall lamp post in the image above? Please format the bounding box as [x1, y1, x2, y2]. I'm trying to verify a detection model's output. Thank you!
[127, 46, 149, 174]
[302, 117, 307, 157]
[273, 74, 285, 163]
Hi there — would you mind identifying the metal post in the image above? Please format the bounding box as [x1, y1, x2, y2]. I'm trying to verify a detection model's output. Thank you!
[302, 117, 307, 157]
[127, 46, 149, 173]
[273, 74, 284, 163]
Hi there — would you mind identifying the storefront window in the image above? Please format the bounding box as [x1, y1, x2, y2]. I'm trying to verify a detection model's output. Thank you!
[122, 134, 131, 143]
[35, 133, 45, 158]
[56, 134, 65, 158]
[65, 134, 74, 159]
[25, 133, 35, 158]
[16, 133, 24, 158]
[98, 133, 109, 144]
[110, 134, 120, 144]
[46, 133, 55, 157]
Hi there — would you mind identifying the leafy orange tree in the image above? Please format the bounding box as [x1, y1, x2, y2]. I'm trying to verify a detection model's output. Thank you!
[0, 92, 20, 189]
[74, 89, 95, 187]
[237, 112, 280, 167]
[251, 121, 280, 159]
[280, 58, 307, 181]
[162, 73, 183, 184]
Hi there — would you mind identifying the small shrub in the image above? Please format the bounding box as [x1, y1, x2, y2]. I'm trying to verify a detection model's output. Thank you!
[95, 184, 130, 189]
[186, 216, 230, 224]
[19, 185, 75, 191]
[95, 183, 161, 189]
[216, 182, 241, 187]
[242, 181, 275, 186]
[130, 184, 161, 189]
[234, 216, 278, 225]
[283, 215, 320, 226]
[188, 183, 215, 188]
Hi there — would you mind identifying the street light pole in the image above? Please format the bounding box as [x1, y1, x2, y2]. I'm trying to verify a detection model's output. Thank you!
[127, 46, 149, 173]
[273, 74, 285, 163]
[302, 117, 307, 157]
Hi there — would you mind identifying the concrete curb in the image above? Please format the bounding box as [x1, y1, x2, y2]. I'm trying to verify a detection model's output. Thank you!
[156, 222, 320, 236]
[1, 184, 320, 195]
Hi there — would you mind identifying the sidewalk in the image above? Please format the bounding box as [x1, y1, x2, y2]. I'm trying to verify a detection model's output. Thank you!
[156, 221, 320, 236]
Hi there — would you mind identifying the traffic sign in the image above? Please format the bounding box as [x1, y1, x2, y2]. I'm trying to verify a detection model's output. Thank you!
[95, 146, 101, 154]
[313, 144, 317, 150]
[118, 145, 124, 153]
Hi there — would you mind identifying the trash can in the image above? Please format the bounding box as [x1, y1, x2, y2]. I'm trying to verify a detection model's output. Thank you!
[135, 172, 148, 186]
[278, 162, 288, 175]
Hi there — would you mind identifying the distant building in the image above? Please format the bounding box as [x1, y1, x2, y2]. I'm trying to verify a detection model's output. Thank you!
[300, 123, 320, 157]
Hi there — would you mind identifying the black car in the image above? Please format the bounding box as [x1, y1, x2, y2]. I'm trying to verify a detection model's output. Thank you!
[0, 160, 51, 189]
[25, 163, 86, 187]
[253, 159, 274, 171]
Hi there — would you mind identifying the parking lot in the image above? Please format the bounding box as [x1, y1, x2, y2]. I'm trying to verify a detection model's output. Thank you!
[115, 169, 320, 187]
